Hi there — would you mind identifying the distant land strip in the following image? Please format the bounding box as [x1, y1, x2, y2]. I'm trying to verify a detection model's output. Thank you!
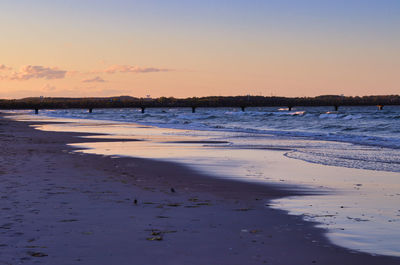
[0, 95, 399, 111]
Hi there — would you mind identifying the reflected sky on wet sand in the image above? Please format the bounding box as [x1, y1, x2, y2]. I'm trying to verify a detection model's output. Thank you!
[17, 115, 400, 257]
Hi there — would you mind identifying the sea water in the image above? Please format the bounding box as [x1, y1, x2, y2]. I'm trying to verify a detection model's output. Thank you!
[15, 105, 400, 256]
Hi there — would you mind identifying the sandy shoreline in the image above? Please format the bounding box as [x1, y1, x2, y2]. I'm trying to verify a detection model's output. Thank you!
[1, 113, 399, 265]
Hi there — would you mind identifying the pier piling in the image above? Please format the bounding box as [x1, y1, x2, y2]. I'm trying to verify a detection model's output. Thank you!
[141, 107, 145, 113]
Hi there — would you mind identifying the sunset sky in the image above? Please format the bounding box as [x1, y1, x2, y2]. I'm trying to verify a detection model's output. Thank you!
[0, 0, 399, 99]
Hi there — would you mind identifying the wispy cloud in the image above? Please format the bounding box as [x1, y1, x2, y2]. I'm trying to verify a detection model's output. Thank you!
[82, 76, 107, 83]
[0, 65, 67, 80]
[12, 65, 67, 80]
[0, 63, 171, 81]
[0, 64, 12, 71]
[102, 64, 171, 74]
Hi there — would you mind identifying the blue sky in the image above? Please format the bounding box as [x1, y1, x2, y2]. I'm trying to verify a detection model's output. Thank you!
[0, 0, 399, 98]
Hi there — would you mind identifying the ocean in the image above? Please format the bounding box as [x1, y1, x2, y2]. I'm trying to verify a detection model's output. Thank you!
[18, 105, 400, 257]
[39, 106, 400, 172]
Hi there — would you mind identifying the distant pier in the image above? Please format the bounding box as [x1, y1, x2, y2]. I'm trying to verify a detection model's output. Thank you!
[27, 104, 396, 115]
[0, 95, 396, 114]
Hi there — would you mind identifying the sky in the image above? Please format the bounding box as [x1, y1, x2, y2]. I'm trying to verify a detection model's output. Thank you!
[0, 0, 399, 99]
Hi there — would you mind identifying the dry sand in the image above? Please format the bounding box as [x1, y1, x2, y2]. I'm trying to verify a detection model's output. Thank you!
[0, 113, 399, 265]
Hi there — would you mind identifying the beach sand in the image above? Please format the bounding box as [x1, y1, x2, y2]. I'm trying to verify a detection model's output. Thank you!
[0, 113, 399, 265]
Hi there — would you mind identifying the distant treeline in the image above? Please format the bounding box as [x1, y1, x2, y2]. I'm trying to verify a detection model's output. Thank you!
[0, 95, 399, 110]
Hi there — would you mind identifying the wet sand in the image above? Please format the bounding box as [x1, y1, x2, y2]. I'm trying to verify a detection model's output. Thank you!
[0, 113, 399, 265]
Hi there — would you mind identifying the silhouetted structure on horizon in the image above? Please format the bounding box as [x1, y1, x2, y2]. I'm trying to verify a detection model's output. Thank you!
[0, 95, 399, 113]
